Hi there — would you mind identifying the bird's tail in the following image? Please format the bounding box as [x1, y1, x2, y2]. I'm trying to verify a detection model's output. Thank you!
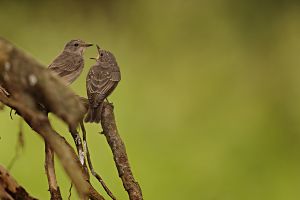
[84, 102, 104, 123]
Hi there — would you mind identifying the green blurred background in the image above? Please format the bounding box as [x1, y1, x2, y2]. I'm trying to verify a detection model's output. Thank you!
[1, 0, 300, 199]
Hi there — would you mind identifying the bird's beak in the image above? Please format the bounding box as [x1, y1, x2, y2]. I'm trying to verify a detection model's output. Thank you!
[83, 43, 93, 47]
[96, 45, 101, 59]
[96, 44, 101, 53]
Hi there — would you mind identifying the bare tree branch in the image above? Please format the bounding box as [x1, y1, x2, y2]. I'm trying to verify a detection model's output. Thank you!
[101, 103, 143, 200]
[79, 98, 143, 200]
[45, 142, 62, 200]
[0, 165, 37, 200]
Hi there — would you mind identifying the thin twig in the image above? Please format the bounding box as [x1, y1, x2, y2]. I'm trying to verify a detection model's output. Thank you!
[7, 118, 24, 170]
[69, 125, 89, 179]
[80, 121, 117, 200]
[9, 108, 13, 119]
[45, 141, 62, 200]
[68, 183, 73, 200]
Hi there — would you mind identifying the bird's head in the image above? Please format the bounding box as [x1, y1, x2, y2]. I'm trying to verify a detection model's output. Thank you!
[90, 45, 116, 64]
[64, 39, 93, 55]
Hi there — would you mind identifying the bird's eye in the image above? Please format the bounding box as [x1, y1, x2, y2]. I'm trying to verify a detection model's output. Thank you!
[74, 43, 79, 47]
[100, 53, 104, 57]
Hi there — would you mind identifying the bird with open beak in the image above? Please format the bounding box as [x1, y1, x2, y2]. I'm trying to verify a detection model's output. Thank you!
[48, 39, 93, 85]
[85, 45, 121, 123]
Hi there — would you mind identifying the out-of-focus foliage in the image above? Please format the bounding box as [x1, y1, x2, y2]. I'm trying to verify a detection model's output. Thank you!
[1, 0, 300, 199]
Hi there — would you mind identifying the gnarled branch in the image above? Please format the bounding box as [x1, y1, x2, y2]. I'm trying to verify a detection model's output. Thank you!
[101, 103, 143, 200]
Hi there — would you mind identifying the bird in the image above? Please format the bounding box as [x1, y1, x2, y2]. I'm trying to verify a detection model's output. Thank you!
[85, 45, 121, 123]
[48, 39, 93, 85]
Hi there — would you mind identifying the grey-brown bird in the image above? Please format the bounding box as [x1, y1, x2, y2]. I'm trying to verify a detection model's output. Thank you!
[85, 45, 121, 123]
[48, 39, 93, 85]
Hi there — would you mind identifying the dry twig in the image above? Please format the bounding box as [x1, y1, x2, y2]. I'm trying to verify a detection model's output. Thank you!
[7, 118, 24, 170]
[80, 121, 117, 200]
[69, 125, 89, 178]
[45, 142, 62, 200]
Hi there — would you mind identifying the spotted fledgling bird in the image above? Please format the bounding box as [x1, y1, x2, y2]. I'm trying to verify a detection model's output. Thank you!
[48, 39, 93, 85]
[85, 45, 121, 123]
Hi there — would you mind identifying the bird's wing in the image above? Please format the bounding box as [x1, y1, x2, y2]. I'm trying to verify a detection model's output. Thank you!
[110, 66, 121, 81]
[86, 65, 120, 107]
[48, 52, 83, 77]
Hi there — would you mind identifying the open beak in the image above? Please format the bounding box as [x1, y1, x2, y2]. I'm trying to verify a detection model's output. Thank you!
[88, 45, 101, 60]
[96, 45, 101, 59]
[96, 44, 101, 53]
